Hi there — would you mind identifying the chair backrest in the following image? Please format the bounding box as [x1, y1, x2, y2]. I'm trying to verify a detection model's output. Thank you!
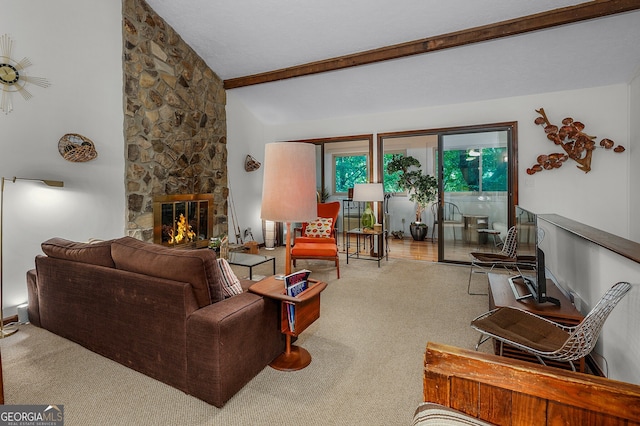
[317, 201, 340, 224]
[432, 202, 463, 222]
[558, 282, 631, 361]
[500, 226, 518, 258]
[443, 202, 462, 221]
[301, 201, 340, 237]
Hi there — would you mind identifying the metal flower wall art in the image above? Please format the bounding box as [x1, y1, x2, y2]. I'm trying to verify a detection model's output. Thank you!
[527, 108, 625, 174]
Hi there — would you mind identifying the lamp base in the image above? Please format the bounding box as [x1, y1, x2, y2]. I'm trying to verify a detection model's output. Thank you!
[0, 326, 18, 338]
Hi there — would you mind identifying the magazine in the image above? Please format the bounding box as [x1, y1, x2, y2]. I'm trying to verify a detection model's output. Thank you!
[283, 269, 311, 332]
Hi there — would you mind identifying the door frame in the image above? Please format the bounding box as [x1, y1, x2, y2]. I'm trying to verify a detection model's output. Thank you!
[377, 121, 518, 263]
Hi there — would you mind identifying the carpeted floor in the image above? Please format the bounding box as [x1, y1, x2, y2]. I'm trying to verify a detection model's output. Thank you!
[0, 250, 491, 425]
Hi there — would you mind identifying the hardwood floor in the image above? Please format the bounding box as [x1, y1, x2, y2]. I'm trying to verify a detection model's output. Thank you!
[339, 235, 499, 263]
[385, 236, 437, 262]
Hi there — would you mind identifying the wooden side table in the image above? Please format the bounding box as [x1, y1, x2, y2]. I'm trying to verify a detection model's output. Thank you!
[488, 273, 581, 324]
[249, 275, 327, 371]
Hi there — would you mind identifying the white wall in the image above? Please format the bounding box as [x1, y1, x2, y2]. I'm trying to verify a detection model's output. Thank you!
[226, 95, 266, 244]
[630, 71, 640, 242]
[539, 220, 640, 384]
[230, 84, 631, 239]
[2, 1, 125, 314]
[227, 83, 640, 384]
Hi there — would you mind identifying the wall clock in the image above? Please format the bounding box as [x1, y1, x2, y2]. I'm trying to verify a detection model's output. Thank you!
[1, 34, 50, 114]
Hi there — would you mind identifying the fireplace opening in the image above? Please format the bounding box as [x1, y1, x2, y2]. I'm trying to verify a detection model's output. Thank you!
[153, 194, 214, 249]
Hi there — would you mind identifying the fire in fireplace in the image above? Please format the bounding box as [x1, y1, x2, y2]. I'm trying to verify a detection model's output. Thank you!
[153, 194, 214, 248]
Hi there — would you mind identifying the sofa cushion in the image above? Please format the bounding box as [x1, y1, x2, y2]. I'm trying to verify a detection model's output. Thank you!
[217, 258, 243, 298]
[41, 237, 115, 268]
[111, 237, 222, 307]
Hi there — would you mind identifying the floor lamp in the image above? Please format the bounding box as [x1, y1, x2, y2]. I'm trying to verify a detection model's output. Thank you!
[260, 142, 317, 370]
[1, 176, 64, 338]
[260, 142, 317, 276]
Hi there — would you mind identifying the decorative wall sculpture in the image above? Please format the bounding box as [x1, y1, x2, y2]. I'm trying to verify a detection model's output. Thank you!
[244, 155, 261, 172]
[528, 108, 625, 174]
[58, 133, 98, 162]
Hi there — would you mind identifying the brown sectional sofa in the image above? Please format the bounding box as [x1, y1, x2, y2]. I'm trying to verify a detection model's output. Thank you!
[26, 236, 285, 407]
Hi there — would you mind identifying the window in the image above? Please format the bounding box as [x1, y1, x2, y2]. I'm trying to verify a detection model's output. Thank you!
[443, 147, 507, 192]
[333, 153, 368, 194]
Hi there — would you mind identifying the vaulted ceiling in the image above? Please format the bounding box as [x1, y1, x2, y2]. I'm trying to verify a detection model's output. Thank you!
[145, 0, 640, 124]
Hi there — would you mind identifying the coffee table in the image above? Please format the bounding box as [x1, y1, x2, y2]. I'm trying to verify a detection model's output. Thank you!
[227, 252, 275, 280]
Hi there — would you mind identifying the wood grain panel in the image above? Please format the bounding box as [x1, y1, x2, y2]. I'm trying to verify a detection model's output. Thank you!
[424, 342, 640, 424]
[511, 393, 546, 426]
[450, 377, 479, 417]
[423, 370, 449, 405]
[480, 384, 512, 426]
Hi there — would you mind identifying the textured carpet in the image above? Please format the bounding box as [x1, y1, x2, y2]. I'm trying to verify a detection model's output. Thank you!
[0, 251, 490, 425]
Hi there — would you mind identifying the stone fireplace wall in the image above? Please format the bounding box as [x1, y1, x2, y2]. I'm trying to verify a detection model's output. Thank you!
[122, 0, 228, 242]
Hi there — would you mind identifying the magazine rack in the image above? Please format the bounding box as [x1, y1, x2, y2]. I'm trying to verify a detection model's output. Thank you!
[249, 276, 327, 371]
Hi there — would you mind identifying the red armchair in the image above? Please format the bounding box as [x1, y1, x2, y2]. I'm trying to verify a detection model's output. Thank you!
[291, 201, 340, 278]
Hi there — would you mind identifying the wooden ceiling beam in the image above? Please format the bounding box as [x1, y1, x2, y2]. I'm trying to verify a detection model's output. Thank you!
[223, 0, 640, 90]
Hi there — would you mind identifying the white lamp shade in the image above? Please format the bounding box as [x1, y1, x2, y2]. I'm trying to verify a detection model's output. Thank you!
[352, 183, 384, 202]
[260, 142, 317, 222]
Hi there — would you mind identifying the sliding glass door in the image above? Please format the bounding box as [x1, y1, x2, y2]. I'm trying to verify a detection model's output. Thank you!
[378, 122, 517, 263]
[438, 126, 514, 263]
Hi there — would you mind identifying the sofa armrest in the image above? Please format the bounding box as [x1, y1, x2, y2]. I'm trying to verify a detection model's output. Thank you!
[186, 292, 284, 407]
[26, 269, 40, 327]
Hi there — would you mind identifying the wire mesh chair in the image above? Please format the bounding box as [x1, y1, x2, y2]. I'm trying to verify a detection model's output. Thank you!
[470, 281, 632, 371]
[467, 226, 518, 295]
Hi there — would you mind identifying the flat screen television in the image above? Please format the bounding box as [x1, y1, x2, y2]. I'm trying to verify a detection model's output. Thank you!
[508, 206, 560, 306]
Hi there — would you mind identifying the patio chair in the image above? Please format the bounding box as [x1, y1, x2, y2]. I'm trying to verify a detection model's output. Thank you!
[291, 201, 341, 278]
[431, 202, 464, 242]
[467, 225, 518, 295]
[471, 281, 632, 371]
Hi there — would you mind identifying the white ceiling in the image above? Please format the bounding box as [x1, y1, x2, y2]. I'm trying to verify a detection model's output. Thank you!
[145, 0, 640, 125]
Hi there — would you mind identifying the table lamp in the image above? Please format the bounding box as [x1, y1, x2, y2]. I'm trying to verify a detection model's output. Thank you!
[260, 142, 317, 276]
[352, 183, 384, 230]
[1, 176, 64, 337]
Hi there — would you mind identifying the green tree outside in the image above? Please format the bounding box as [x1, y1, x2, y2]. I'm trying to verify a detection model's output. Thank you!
[334, 154, 368, 193]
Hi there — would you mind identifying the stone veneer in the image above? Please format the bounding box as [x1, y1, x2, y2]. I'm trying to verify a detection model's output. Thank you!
[122, 0, 228, 242]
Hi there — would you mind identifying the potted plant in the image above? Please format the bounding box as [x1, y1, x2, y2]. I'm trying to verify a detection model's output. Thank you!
[387, 154, 438, 241]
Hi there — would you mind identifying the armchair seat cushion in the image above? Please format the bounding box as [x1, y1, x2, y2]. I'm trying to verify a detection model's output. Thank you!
[291, 242, 338, 257]
[471, 307, 569, 352]
[293, 236, 336, 245]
